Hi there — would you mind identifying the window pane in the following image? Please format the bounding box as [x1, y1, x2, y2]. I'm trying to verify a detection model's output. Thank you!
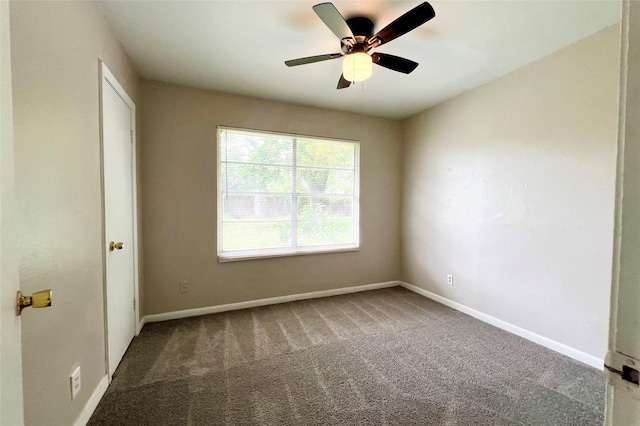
[223, 222, 291, 251]
[223, 195, 292, 221]
[297, 168, 353, 194]
[221, 164, 292, 193]
[297, 139, 355, 168]
[222, 133, 293, 165]
[218, 127, 359, 260]
[298, 197, 352, 221]
[297, 221, 353, 247]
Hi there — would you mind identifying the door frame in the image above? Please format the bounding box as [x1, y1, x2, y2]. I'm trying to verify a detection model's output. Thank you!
[1, 1, 25, 423]
[604, 0, 640, 422]
[98, 60, 140, 380]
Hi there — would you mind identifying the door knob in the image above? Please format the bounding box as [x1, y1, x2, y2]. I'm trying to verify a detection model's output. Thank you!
[109, 241, 124, 251]
[16, 289, 52, 316]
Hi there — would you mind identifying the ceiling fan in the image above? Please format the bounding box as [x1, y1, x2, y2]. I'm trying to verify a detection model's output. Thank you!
[285, 2, 436, 89]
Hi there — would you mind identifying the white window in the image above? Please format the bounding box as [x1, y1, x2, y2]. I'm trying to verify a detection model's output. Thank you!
[217, 127, 360, 261]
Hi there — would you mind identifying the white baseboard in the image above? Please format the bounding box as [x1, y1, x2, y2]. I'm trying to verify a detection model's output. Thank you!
[73, 374, 109, 426]
[137, 316, 146, 335]
[143, 281, 400, 324]
[400, 281, 604, 370]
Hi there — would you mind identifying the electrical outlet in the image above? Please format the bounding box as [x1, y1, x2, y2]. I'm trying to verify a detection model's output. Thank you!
[179, 281, 189, 293]
[447, 274, 454, 285]
[70, 367, 81, 400]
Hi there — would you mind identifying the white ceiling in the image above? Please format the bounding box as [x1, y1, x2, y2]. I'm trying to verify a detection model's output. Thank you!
[100, 1, 621, 120]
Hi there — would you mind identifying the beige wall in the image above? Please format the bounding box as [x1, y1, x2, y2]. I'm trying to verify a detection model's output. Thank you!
[401, 25, 620, 359]
[10, 1, 138, 425]
[140, 81, 402, 315]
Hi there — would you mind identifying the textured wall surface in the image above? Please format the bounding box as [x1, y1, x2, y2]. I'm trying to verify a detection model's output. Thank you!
[401, 25, 620, 359]
[140, 80, 402, 315]
[10, 2, 138, 425]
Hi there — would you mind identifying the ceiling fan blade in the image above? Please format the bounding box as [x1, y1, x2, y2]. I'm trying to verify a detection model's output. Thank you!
[371, 52, 419, 74]
[368, 2, 435, 48]
[313, 3, 355, 42]
[285, 53, 342, 67]
[337, 74, 352, 89]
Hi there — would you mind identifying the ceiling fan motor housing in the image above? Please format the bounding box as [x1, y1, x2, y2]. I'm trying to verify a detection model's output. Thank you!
[346, 16, 374, 38]
[341, 17, 374, 53]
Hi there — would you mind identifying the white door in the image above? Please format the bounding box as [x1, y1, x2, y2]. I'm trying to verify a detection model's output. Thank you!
[101, 62, 138, 378]
[1, 1, 25, 423]
[604, 0, 640, 423]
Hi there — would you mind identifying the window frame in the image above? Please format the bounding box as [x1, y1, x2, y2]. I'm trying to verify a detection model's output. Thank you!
[216, 126, 360, 262]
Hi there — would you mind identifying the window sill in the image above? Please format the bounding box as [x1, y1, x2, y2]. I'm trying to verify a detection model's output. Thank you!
[218, 246, 360, 263]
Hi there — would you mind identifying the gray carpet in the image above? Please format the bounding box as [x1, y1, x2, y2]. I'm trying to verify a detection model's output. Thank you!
[89, 287, 605, 425]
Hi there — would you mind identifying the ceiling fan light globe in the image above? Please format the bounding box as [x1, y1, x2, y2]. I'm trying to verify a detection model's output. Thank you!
[343, 52, 372, 83]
